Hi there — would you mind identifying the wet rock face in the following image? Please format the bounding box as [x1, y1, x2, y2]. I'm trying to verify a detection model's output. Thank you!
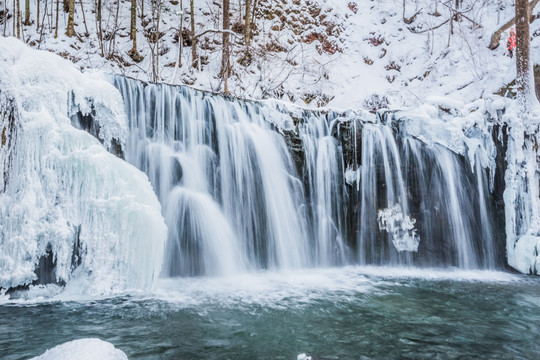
[332, 119, 362, 169]
[0, 90, 18, 193]
[71, 110, 124, 159]
[491, 123, 509, 267]
[282, 129, 305, 175]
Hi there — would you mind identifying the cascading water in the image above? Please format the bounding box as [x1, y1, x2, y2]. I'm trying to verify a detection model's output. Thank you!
[114, 76, 311, 276]
[112, 75, 504, 276]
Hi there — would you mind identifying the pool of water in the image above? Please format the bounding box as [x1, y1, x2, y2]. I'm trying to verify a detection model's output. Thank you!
[1, 267, 539, 360]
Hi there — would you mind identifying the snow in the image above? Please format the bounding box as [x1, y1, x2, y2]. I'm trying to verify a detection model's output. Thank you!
[1, 0, 537, 110]
[0, 37, 167, 293]
[30, 338, 128, 360]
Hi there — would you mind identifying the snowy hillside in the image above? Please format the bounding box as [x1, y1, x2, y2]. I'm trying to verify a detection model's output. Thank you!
[0, 0, 538, 109]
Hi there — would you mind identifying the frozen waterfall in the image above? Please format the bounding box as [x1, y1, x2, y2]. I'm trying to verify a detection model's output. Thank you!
[0, 38, 167, 293]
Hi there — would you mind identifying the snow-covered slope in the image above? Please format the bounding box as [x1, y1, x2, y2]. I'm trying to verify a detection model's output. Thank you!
[2, 0, 538, 109]
[0, 37, 167, 293]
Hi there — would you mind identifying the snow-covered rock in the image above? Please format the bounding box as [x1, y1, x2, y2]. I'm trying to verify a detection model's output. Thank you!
[31, 338, 128, 360]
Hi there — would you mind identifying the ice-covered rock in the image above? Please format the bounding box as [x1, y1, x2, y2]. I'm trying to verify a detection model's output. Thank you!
[31, 338, 128, 360]
[378, 203, 420, 252]
[502, 105, 540, 274]
[0, 38, 167, 293]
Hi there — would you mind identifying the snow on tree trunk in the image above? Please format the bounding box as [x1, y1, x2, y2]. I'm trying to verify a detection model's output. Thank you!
[190, 0, 198, 68]
[515, 0, 539, 111]
[222, 0, 230, 93]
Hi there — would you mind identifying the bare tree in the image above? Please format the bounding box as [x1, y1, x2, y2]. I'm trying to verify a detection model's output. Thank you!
[16, 0, 20, 38]
[24, 0, 30, 25]
[171, 0, 183, 83]
[79, 0, 89, 36]
[515, 0, 538, 109]
[54, 0, 58, 38]
[12, 0, 15, 36]
[97, 0, 104, 56]
[149, 0, 163, 82]
[3, 0, 7, 36]
[190, 0, 198, 68]
[245, 0, 252, 46]
[65, 0, 75, 37]
[129, 0, 142, 62]
[36, 0, 40, 30]
[221, 0, 230, 93]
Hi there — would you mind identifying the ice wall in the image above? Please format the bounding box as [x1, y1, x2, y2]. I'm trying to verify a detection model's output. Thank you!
[0, 38, 167, 293]
[502, 108, 540, 274]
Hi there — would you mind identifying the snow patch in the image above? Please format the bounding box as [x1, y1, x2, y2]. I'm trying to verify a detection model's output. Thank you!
[31, 338, 128, 360]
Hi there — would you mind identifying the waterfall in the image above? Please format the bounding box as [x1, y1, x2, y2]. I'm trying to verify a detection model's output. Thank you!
[114, 76, 311, 275]
[112, 75, 503, 276]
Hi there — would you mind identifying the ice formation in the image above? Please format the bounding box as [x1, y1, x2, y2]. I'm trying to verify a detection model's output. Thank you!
[0, 37, 167, 292]
[377, 204, 419, 253]
[502, 106, 540, 274]
[31, 338, 128, 360]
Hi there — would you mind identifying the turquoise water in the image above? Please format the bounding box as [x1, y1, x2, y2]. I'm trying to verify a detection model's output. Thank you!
[1, 267, 539, 359]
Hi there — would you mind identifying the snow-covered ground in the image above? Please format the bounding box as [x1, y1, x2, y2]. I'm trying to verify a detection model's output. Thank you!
[0, 0, 537, 109]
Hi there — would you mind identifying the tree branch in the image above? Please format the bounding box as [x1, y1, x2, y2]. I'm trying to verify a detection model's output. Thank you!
[194, 28, 242, 40]
[409, 19, 450, 34]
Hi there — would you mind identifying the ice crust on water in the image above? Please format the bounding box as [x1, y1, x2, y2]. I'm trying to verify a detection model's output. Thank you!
[31, 338, 128, 360]
[0, 38, 167, 292]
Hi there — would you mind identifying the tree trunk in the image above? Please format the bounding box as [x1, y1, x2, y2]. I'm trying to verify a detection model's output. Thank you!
[130, 0, 136, 41]
[190, 0, 198, 68]
[171, 0, 183, 83]
[97, 0, 104, 56]
[515, 0, 538, 109]
[54, 0, 59, 38]
[177, 0, 183, 67]
[24, 0, 30, 25]
[3, 0, 7, 36]
[245, 0, 252, 46]
[79, 0, 89, 36]
[488, 0, 539, 50]
[221, 0, 230, 91]
[65, 0, 75, 37]
[251, 0, 258, 31]
[129, 0, 142, 61]
[36, 0, 40, 30]
[16, 0, 20, 38]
